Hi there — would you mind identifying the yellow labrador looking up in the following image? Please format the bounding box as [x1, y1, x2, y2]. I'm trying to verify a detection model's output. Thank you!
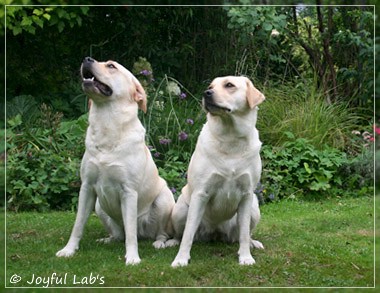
[56, 57, 175, 265]
[168, 76, 265, 267]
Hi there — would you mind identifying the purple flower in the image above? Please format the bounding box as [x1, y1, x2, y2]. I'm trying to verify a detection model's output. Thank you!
[140, 69, 151, 76]
[159, 138, 172, 145]
[179, 92, 187, 99]
[170, 187, 177, 194]
[178, 131, 188, 141]
[268, 194, 275, 201]
[154, 152, 161, 158]
[186, 118, 194, 125]
[255, 182, 263, 193]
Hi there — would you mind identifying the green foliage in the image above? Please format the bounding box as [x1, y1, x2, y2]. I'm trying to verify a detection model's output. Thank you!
[6, 95, 40, 125]
[143, 74, 203, 156]
[226, 5, 374, 107]
[6, 5, 374, 111]
[131, 58, 202, 196]
[134, 57, 204, 158]
[259, 133, 372, 202]
[227, 5, 287, 36]
[226, 6, 291, 80]
[157, 149, 188, 199]
[339, 147, 374, 197]
[6, 103, 87, 211]
[6, 5, 89, 35]
[7, 149, 80, 211]
[257, 83, 366, 151]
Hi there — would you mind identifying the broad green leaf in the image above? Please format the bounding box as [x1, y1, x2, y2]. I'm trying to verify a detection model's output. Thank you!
[304, 162, 312, 174]
[263, 22, 273, 31]
[43, 13, 51, 21]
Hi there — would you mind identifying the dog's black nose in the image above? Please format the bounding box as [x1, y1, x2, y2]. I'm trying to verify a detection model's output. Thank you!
[204, 89, 213, 99]
[84, 56, 95, 63]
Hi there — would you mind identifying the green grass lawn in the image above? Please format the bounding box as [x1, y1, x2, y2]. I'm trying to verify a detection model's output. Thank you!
[5, 196, 376, 289]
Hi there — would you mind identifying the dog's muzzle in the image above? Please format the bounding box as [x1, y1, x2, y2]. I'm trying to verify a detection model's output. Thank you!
[81, 57, 113, 97]
[203, 89, 231, 114]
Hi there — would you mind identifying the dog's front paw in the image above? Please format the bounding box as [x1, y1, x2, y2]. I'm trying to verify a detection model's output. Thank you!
[56, 247, 77, 258]
[165, 239, 180, 247]
[153, 240, 166, 249]
[239, 255, 256, 265]
[250, 239, 264, 250]
[125, 252, 141, 265]
[171, 256, 190, 268]
[125, 256, 141, 265]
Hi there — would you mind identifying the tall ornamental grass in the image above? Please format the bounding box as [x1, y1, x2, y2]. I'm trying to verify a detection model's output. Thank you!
[257, 84, 367, 152]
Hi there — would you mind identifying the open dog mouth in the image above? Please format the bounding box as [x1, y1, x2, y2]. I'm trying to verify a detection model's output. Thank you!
[81, 67, 113, 96]
[203, 100, 231, 114]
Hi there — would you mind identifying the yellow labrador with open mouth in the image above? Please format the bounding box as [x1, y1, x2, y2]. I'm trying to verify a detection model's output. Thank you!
[56, 57, 175, 265]
[169, 76, 265, 267]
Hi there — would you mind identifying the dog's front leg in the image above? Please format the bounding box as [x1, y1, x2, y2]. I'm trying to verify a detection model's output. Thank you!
[120, 188, 140, 265]
[56, 183, 96, 257]
[237, 193, 255, 265]
[171, 192, 208, 267]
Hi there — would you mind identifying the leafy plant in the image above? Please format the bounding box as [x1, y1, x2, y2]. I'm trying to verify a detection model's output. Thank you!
[157, 149, 188, 199]
[6, 5, 89, 35]
[226, 5, 291, 81]
[260, 133, 350, 201]
[134, 57, 204, 161]
[6, 107, 87, 211]
[7, 149, 81, 212]
[338, 146, 374, 197]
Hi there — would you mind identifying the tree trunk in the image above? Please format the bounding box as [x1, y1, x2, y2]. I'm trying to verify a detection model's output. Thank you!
[316, 3, 338, 104]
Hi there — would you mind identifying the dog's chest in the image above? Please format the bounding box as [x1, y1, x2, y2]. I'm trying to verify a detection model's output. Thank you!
[82, 146, 145, 191]
[204, 172, 251, 221]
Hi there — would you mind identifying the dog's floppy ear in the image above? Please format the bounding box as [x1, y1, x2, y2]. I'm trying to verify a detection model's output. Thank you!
[246, 78, 265, 109]
[132, 76, 147, 113]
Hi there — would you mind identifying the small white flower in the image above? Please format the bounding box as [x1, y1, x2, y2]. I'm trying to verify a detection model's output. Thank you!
[154, 101, 164, 110]
[167, 81, 181, 96]
[271, 29, 280, 37]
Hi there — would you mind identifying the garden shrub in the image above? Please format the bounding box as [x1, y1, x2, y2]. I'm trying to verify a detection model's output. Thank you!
[338, 147, 374, 197]
[6, 103, 87, 211]
[7, 149, 81, 211]
[258, 132, 373, 203]
[156, 149, 188, 199]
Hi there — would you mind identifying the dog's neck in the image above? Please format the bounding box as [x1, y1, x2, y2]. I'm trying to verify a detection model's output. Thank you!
[86, 101, 145, 152]
[206, 107, 259, 142]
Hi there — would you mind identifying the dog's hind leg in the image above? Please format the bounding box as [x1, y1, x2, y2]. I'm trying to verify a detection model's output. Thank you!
[249, 194, 264, 250]
[95, 199, 124, 243]
[150, 184, 175, 249]
[165, 190, 189, 248]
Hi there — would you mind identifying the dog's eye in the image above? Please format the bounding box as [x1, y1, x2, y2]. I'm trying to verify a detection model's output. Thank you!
[107, 63, 116, 69]
[225, 82, 235, 88]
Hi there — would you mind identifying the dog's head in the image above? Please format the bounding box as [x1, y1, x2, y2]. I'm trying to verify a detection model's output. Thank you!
[81, 57, 147, 112]
[203, 76, 265, 116]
